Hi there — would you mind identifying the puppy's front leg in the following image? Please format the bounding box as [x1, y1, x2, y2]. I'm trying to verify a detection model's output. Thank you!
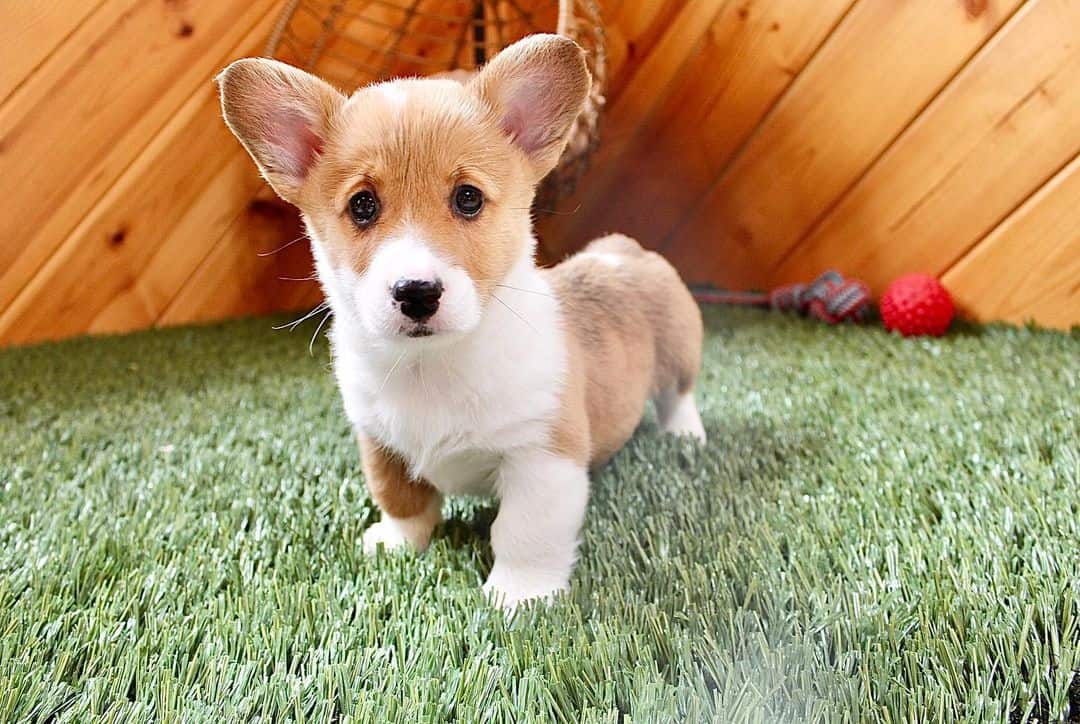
[484, 449, 589, 609]
[358, 433, 442, 553]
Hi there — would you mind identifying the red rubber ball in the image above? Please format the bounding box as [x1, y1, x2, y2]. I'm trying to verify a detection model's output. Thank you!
[879, 273, 955, 337]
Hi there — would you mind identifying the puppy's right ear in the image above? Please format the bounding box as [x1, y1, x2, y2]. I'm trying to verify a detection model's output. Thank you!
[472, 34, 590, 182]
[217, 58, 345, 205]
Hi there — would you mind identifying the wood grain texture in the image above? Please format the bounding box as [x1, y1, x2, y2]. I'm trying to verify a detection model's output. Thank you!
[0, 0, 106, 104]
[0, 85, 233, 344]
[659, 0, 1026, 289]
[538, 0, 733, 256]
[0, 0, 281, 319]
[0, 2, 292, 345]
[157, 188, 317, 328]
[773, 0, 1080, 291]
[2, 0, 1077, 344]
[600, 0, 691, 102]
[87, 155, 272, 336]
[544, 0, 855, 257]
[943, 152, 1080, 329]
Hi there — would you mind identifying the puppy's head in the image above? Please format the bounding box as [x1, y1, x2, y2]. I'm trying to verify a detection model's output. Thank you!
[218, 35, 589, 345]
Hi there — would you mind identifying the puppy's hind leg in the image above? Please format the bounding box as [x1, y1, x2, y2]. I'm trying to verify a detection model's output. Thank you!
[649, 252, 706, 443]
[655, 387, 706, 442]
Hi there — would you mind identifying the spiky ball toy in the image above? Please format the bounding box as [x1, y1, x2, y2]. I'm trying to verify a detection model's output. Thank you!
[879, 273, 955, 337]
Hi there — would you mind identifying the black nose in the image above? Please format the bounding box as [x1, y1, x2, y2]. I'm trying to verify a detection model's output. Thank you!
[392, 278, 442, 321]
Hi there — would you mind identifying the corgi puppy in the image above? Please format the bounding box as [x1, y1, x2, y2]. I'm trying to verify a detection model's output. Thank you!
[218, 34, 705, 608]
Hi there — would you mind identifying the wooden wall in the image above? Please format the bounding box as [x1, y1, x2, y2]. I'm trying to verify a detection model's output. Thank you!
[1, 0, 1077, 347]
[0, 0, 318, 347]
[540, 0, 1080, 330]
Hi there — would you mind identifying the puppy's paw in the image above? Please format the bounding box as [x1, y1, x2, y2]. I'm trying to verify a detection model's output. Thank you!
[361, 520, 414, 554]
[482, 565, 568, 611]
[361, 499, 442, 555]
[665, 417, 706, 443]
[657, 392, 707, 443]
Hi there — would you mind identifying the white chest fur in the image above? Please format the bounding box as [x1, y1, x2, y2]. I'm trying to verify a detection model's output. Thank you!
[328, 259, 566, 496]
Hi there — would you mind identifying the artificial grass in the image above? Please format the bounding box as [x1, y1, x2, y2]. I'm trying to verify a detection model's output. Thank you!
[0, 307, 1077, 723]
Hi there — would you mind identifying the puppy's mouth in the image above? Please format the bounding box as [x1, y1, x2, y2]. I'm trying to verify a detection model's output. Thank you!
[405, 326, 434, 338]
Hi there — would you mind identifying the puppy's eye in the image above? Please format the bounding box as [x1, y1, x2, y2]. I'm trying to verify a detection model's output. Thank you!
[452, 185, 484, 218]
[348, 190, 380, 227]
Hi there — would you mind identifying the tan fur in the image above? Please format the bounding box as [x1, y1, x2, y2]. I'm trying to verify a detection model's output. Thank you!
[218, 38, 695, 537]
[218, 36, 595, 528]
[217, 36, 589, 318]
[472, 37, 591, 180]
[217, 59, 343, 206]
[546, 234, 703, 467]
[303, 79, 533, 305]
[357, 433, 439, 519]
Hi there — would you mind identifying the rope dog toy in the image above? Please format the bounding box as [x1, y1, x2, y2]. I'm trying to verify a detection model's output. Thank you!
[692, 270, 873, 324]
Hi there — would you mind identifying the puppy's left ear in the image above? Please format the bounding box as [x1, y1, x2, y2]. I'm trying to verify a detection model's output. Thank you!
[217, 58, 345, 206]
[472, 34, 590, 181]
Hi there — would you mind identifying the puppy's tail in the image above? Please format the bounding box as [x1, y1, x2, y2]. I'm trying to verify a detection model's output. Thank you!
[582, 233, 646, 258]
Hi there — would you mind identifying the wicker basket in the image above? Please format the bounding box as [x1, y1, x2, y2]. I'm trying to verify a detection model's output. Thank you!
[265, 0, 605, 210]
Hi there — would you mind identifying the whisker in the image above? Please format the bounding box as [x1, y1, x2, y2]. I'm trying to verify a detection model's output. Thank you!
[279, 274, 319, 282]
[378, 351, 407, 395]
[492, 293, 537, 334]
[273, 302, 328, 330]
[417, 355, 428, 398]
[494, 283, 554, 299]
[509, 204, 581, 216]
[257, 233, 309, 257]
[439, 350, 467, 391]
[309, 308, 333, 355]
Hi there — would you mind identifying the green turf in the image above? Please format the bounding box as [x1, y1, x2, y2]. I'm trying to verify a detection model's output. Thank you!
[0, 308, 1077, 723]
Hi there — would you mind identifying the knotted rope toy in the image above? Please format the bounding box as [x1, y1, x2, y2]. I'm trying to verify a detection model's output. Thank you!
[692, 270, 956, 336]
[693, 270, 873, 324]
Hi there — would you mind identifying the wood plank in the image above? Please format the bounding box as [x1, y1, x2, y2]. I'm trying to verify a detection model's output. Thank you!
[157, 194, 318, 329]
[85, 152, 270, 337]
[942, 152, 1080, 330]
[602, 0, 692, 102]
[593, 9, 707, 134]
[0, 1, 138, 134]
[538, 0, 732, 256]
[0, 2, 283, 345]
[659, 0, 1026, 289]
[0, 89, 239, 344]
[544, 0, 854, 258]
[0, 0, 106, 105]
[773, 0, 1080, 292]
[0, 0, 281, 318]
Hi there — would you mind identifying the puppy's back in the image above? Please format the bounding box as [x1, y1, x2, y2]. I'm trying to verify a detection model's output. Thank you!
[547, 234, 703, 465]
